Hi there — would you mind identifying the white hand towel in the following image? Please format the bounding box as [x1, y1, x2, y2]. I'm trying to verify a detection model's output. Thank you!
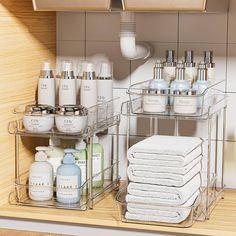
[125, 190, 199, 224]
[126, 174, 201, 205]
[128, 135, 202, 167]
[128, 155, 202, 175]
[127, 162, 201, 187]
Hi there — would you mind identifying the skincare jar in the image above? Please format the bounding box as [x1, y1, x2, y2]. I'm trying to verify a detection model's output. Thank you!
[23, 105, 55, 132]
[143, 89, 167, 113]
[55, 105, 88, 133]
[173, 90, 197, 115]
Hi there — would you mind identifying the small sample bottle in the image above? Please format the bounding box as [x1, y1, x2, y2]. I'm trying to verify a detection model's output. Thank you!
[192, 61, 211, 109]
[97, 62, 113, 103]
[56, 149, 81, 204]
[80, 62, 97, 108]
[204, 51, 215, 83]
[163, 50, 176, 84]
[29, 147, 53, 201]
[184, 50, 197, 86]
[149, 60, 169, 90]
[170, 61, 190, 105]
[38, 62, 55, 107]
[74, 140, 87, 185]
[59, 61, 76, 106]
[86, 135, 104, 188]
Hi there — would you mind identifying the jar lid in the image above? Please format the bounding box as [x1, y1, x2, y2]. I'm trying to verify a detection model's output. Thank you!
[173, 89, 197, 96]
[143, 88, 167, 95]
[56, 105, 88, 116]
[24, 105, 54, 115]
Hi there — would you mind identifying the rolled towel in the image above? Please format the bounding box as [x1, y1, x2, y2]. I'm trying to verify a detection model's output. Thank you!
[128, 135, 202, 167]
[126, 174, 201, 205]
[125, 190, 200, 224]
[127, 162, 201, 187]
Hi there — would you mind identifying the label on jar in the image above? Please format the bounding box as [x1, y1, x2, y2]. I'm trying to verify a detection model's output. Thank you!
[174, 97, 197, 114]
[59, 117, 78, 132]
[143, 95, 166, 113]
[57, 175, 79, 199]
[77, 159, 86, 185]
[29, 173, 52, 197]
[93, 153, 102, 181]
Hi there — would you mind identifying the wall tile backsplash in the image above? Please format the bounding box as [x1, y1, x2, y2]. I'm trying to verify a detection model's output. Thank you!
[57, 0, 236, 188]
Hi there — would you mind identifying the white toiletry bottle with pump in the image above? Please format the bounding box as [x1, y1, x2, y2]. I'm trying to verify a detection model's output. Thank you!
[184, 50, 197, 86]
[56, 149, 81, 204]
[59, 61, 76, 106]
[87, 135, 104, 188]
[192, 61, 211, 109]
[204, 51, 215, 83]
[80, 62, 97, 108]
[164, 50, 176, 84]
[170, 61, 190, 105]
[29, 146, 54, 201]
[97, 62, 113, 103]
[38, 62, 55, 107]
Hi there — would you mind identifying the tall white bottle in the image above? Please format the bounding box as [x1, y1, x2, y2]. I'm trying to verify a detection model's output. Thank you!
[80, 62, 97, 108]
[38, 62, 55, 107]
[97, 62, 113, 103]
[59, 61, 76, 106]
[204, 51, 215, 83]
[29, 147, 54, 201]
[184, 50, 197, 86]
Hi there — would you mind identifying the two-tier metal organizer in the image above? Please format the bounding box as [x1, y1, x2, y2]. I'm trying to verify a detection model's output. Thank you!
[117, 79, 227, 227]
[8, 99, 120, 210]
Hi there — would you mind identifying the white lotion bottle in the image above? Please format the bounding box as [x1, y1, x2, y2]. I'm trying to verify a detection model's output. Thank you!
[164, 50, 176, 84]
[76, 61, 86, 105]
[170, 61, 190, 105]
[38, 62, 55, 107]
[59, 61, 76, 106]
[29, 146, 54, 201]
[80, 62, 97, 108]
[204, 51, 215, 83]
[184, 50, 197, 86]
[97, 62, 113, 103]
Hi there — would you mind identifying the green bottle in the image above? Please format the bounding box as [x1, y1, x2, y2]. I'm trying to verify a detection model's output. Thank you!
[87, 135, 104, 188]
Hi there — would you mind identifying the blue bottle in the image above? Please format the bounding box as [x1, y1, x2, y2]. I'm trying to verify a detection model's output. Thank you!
[56, 149, 81, 205]
[170, 61, 190, 105]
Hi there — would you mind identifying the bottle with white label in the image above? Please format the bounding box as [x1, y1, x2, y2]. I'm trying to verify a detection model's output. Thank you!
[164, 50, 176, 84]
[80, 62, 97, 108]
[56, 149, 81, 204]
[184, 50, 197, 86]
[59, 61, 76, 106]
[38, 62, 55, 107]
[29, 147, 53, 201]
[97, 62, 113, 103]
[204, 51, 215, 83]
[170, 61, 190, 105]
[86, 135, 104, 188]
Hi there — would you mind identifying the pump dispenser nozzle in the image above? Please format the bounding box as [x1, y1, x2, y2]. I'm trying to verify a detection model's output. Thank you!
[197, 61, 208, 81]
[176, 61, 185, 81]
[99, 62, 112, 79]
[82, 62, 96, 80]
[185, 50, 195, 67]
[61, 61, 74, 79]
[204, 51, 215, 67]
[153, 60, 164, 80]
[40, 62, 54, 79]
[165, 50, 176, 67]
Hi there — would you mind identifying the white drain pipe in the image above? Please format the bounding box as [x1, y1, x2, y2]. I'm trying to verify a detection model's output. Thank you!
[120, 12, 152, 60]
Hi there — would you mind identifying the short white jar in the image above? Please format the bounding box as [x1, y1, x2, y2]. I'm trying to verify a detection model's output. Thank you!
[173, 90, 197, 115]
[143, 89, 167, 113]
[23, 105, 54, 133]
[55, 105, 88, 133]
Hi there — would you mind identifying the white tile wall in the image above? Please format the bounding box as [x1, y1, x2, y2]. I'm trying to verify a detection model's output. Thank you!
[57, 2, 236, 187]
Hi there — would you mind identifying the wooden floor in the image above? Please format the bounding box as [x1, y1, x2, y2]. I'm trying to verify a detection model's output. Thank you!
[0, 190, 236, 236]
[0, 229, 63, 236]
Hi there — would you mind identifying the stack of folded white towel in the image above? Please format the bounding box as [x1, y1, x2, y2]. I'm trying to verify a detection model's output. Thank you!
[126, 135, 202, 224]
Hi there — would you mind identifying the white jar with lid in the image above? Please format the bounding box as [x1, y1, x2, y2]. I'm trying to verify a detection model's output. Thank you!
[23, 105, 55, 133]
[143, 89, 167, 113]
[173, 90, 197, 115]
[55, 105, 88, 133]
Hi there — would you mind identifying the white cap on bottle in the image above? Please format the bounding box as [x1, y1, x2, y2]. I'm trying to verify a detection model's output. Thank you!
[99, 62, 112, 78]
[86, 63, 94, 73]
[43, 62, 51, 71]
[63, 61, 73, 72]
[75, 140, 86, 150]
[35, 146, 49, 161]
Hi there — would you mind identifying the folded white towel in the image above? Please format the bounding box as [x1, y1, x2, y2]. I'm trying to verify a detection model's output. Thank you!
[128, 135, 202, 167]
[125, 190, 199, 224]
[127, 161, 201, 187]
[126, 174, 201, 205]
[128, 155, 202, 176]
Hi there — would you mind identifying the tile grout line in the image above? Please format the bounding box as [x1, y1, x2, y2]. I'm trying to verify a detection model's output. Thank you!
[177, 12, 180, 60]
[225, 6, 230, 93]
[84, 12, 87, 59]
